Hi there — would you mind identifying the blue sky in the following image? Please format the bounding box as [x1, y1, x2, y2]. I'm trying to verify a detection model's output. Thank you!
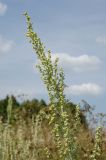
[0, 0, 106, 113]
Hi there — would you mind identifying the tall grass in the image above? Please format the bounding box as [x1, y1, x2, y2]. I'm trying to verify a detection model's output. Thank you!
[0, 98, 105, 159]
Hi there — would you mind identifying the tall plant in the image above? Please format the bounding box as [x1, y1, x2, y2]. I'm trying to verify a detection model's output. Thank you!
[24, 13, 103, 160]
[24, 12, 81, 160]
[7, 96, 13, 124]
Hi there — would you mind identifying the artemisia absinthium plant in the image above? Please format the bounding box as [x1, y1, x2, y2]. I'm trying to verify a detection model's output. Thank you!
[24, 12, 81, 160]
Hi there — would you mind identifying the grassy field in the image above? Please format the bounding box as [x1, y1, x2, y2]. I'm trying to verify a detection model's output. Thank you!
[0, 99, 105, 160]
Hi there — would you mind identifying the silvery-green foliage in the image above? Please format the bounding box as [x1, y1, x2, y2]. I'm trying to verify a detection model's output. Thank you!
[24, 12, 81, 160]
[24, 12, 103, 160]
[90, 127, 102, 160]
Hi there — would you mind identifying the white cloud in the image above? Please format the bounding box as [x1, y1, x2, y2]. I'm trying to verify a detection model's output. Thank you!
[0, 35, 14, 53]
[51, 53, 102, 72]
[96, 36, 106, 44]
[65, 83, 103, 96]
[0, 2, 7, 16]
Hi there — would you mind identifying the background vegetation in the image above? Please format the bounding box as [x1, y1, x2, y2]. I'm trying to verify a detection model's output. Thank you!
[0, 95, 105, 160]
